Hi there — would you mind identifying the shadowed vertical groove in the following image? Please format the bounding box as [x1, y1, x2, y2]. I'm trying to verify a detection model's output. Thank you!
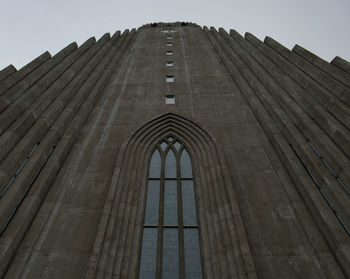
[86, 113, 256, 279]
[0, 29, 138, 278]
[203, 26, 349, 277]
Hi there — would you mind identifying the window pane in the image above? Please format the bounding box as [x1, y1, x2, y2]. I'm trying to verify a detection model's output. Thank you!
[160, 141, 168, 151]
[180, 148, 192, 178]
[149, 149, 161, 178]
[182, 180, 197, 226]
[173, 141, 181, 150]
[184, 228, 203, 278]
[164, 180, 178, 225]
[144, 180, 160, 225]
[165, 149, 176, 178]
[139, 228, 158, 279]
[162, 228, 179, 279]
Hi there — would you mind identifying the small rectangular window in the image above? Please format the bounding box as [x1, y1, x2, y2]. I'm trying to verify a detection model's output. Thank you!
[167, 42, 173, 46]
[166, 76, 174, 83]
[165, 95, 175, 104]
[166, 50, 173, 56]
[167, 36, 172, 40]
[166, 61, 173, 67]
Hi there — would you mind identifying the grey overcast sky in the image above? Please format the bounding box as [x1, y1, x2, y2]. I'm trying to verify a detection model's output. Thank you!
[0, 0, 349, 70]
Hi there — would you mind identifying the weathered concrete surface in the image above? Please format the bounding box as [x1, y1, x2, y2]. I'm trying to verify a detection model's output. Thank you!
[0, 22, 349, 278]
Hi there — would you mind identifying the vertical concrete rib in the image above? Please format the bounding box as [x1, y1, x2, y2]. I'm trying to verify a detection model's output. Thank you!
[234, 32, 350, 191]
[0, 37, 96, 190]
[331, 56, 350, 75]
[0, 65, 16, 82]
[0, 43, 77, 113]
[0, 42, 78, 136]
[255, 34, 350, 186]
[204, 26, 349, 277]
[0, 34, 112, 235]
[0, 52, 51, 96]
[225, 29, 350, 236]
[264, 37, 350, 109]
[0, 29, 131, 278]
[243, 33, 350, 152]
[77, 29, 138, 279]
[292, 44, 350, 88]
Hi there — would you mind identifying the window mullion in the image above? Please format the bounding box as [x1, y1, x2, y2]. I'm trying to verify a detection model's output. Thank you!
[177, 150, 186, 279]
[156, 150, 165, 279]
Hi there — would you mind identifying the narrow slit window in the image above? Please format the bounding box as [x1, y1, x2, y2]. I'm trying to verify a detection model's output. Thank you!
[166, 61, 173, 67]
[139, 139, 203, 278]
[167, 42, 173, 46]
[166, 50, 173, 56]
[167, 36, 172, 40]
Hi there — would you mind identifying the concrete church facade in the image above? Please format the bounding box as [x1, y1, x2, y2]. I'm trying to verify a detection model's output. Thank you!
[0, 22, 349, 278]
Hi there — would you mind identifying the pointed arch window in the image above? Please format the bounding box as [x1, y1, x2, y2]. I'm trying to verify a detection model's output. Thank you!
[139, 136, 203, 279]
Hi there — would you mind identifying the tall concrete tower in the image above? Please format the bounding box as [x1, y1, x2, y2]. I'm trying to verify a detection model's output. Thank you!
[0, 22, 349, 278]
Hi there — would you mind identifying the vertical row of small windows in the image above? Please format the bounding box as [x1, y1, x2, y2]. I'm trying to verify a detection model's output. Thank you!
[165, 30, 175, 104]
[139, 137, 203, 278]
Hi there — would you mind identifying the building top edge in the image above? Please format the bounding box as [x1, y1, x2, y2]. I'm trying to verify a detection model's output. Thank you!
[140, 22, 200, 29]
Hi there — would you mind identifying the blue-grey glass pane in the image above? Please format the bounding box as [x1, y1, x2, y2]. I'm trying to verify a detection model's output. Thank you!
[173, 141, 181, 151]
[144, 180, 160, 225]
[168, 136, 174, 142]
[162, 228, 179, 279]
[164, 180, 178, 225]
[180, 149, 192, 178]
[149, 149, 161, 178]
[160, 141, 168, 151]
[184, 228, 203, 278]
[165, 149, 176, 178]
[139, 228, 158, 279]
[182, 180, 197, 226]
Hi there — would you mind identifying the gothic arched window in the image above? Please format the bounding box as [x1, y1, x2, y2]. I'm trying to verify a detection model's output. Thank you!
[139, 136, 203, 279]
